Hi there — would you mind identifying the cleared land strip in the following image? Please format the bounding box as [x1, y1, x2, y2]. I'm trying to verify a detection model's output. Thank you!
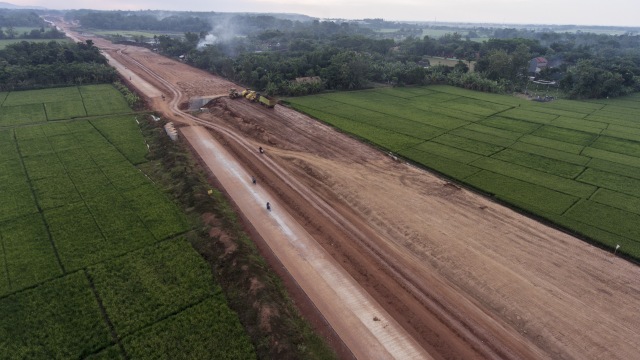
[182, 125, 432, 360]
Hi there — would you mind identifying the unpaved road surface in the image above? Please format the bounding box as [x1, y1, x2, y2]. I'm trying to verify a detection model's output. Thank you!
[61, 22, 640, 359]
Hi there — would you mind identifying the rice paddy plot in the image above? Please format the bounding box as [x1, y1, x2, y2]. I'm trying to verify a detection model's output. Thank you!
[80, 84, 131, 116]
[0, 181, 36, 222]
[90, 115, 149, 165]
[3, 87, 81, 106]
[122, 296, 256, 360]
[373, 87, 436, 99]
[508, 141, 591, 166]
[465, 170, 579, 215]
[518, 134, 584, 155]
[499, 107, 559, 124]
[31, 175, 83, 210]
[601, 129, 640, 143]
[480, 116, 541, 134]
[464, 123, 523, 140]
[532, 125, 597, 146]
[398, 147, 481, 179]
[520, 104, 587, 119]
[586, 112, 640, 128]
[0, 272, 112, 359]
[566, 200, 640, 242]
[492, 148, 586, 178]
[549, 116, 606, 134]
[87, 239, 215, 337]
[0, 103, 47, 126]
[589, 135, 640, 157]
[590, 189, 640, 216]
[44, 100, 87, 120]
[439, 96, 513, 117]
[587, 158, 640, 180]
[412, 140, 483, 164]
[470, 157, 596, 198]
[577, 168, 640, 198]
[0, 214, 62, 294]
[535, 98, 603, 114]
[449, 128, 515, 147]
[582, 147, 640, 168]
[432, 133, 504, 156]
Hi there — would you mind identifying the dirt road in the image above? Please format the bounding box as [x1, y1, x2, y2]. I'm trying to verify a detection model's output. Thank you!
[61, 23, 640, 359]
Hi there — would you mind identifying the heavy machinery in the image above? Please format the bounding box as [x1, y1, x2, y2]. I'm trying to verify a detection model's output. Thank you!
[229, 88, 241, 99]
[240, 89, 277, 108]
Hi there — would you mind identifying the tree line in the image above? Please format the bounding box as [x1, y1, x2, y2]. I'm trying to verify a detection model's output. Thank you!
[67, 10, 640, 99]
[0, 40, 117, 91]
[148, 21, 640, 99]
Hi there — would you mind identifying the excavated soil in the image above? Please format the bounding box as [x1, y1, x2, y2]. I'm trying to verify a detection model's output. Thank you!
[64, 24, 640, 359]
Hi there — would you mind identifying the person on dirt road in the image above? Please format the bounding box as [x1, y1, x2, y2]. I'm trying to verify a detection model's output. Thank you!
[252, 176, 256, 185]
[259, 146, 264, 154]
[266, 202, 271, 211]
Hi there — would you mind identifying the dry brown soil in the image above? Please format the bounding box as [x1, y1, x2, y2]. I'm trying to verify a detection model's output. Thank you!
[61, 22, 640, 359]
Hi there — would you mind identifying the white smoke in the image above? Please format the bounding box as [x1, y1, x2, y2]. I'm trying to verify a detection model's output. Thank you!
[197, 34, 218, 49]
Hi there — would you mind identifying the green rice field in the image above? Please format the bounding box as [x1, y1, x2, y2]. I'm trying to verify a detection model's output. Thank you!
[0, 86, 255, 358]
[0, 85, 131, 125]
[287, 85, 640, 260]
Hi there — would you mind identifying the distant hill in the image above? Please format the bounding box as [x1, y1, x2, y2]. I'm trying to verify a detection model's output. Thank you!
[0, 2, 46, 9]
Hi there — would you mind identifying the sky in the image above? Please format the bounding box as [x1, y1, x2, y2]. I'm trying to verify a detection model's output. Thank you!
[8, 0, 640, 27]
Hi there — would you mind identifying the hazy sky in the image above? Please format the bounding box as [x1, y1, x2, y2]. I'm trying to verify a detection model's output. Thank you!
[10, 0, 640, 27]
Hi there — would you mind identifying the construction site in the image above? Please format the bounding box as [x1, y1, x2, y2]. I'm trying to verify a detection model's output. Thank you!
[57, 21, 640, 360]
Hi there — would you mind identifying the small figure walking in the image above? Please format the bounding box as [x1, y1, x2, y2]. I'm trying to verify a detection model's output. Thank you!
[161, 94, 165, 101]
[252, 176, 256, 185]
[266, 202, 271, 211]
[259, 146, 264, 154]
